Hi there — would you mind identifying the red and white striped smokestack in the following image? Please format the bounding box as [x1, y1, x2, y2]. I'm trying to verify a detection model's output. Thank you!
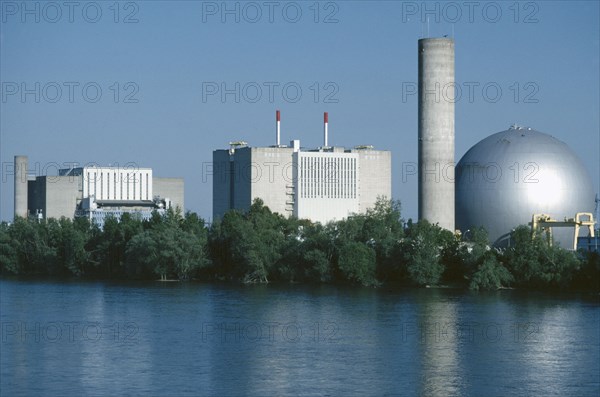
[324, 112, 329, 147]
[276, 110, 281, 146]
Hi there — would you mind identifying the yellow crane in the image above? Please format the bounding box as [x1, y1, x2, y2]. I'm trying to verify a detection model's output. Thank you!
[530, 212, 595, 251]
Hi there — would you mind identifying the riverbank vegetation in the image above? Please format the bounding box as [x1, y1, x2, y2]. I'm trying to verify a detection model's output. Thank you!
[1, 199, 598, 292]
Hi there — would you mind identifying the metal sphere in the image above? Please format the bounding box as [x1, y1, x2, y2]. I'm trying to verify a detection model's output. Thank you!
[455, 126, 595, 247]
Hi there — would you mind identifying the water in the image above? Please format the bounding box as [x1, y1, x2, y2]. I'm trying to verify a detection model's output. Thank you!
[1, 279, 598, 397]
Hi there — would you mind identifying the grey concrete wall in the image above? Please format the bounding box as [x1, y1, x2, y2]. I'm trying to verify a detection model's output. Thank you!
[28, 178, 45, 218]
[212, 150, 232, 220]
[213, 146, 294, 218]
[154, 177, 185, 212]
[249, 147, 294, 216]
[14, 155, 28, 219]
[232, 147, 252, 214]
[356, 150, 392, 213]
[43, 176, 81, 219]
[418, 38, 455, 231]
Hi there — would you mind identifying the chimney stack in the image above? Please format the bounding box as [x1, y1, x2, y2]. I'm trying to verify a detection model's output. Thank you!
[276, 110, 281, 146]
[324, 112, 329, 148]
[14, 155, 28, 219]
[418, 38, 455, 231]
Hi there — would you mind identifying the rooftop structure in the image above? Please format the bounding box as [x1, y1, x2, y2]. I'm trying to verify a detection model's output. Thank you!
[213, 112, 391, 224]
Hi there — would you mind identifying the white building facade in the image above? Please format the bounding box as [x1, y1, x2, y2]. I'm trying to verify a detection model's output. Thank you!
[18, 158, 184, 227]
[213, 140, 391, 224]
[79, 167, 153, 202]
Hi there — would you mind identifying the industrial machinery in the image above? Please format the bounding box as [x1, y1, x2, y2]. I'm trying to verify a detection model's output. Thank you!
[530, 212, 595, 250]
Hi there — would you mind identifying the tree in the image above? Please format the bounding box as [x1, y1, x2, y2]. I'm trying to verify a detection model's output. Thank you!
[449, 227, 513, 290]
[572, 252, 600, 292]
[0, 222, 17, 275]
[363, 198, 404, 281]
[337, 241, 378, 286]
[502, 225, 581, 290]
[125, 231, 158, 278]
[469, 254, 513, 290]
[503, 226, 543, 287]
[126, 210, 210, 280]
[91, 213, 143, 278]
[6, 217, 57, 275]
[399, 220, 454, 286]
[56, 217, 89, 276]
[209, 199, 287, 283]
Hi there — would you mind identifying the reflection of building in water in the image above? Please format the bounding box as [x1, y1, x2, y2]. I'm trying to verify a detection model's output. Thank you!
[416, 292, 463, 397]
[213, 111, 391, 224]
[13, 155, 184, 227]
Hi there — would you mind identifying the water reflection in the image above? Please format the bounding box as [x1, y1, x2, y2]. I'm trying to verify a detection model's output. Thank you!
[414, 290, 463, 397]
[1, 280, 598, 396]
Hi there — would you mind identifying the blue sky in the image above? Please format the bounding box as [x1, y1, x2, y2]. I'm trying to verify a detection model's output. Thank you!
[1, 0, 599, 222]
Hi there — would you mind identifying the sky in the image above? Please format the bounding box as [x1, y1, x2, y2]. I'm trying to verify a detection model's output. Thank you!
[1, 0, 599, 222]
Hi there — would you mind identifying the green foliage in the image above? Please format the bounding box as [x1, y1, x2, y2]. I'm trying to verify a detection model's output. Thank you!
[337, 241, 378, 286]
[302, 248, 331, 282]
[449, 227, 512, 290]
[56, 218, 89, 276]
[501, 225, 581, 290]
[0, 209, 209, 281]
[0, 223, 18, 274]
[503, 226, 544, 286]
[283, 222, 334, 283]
[469, 254, 513, 291]
[3, 217, 58, 275]
[125, 209, 209, 280]
[125, 231, 158, 278]
[89, 214, 144, 278]
[399, 220, 455, 286]
[208, 199, 286, 283]
[1, 199, 597, 291]
[571, 252, 600, 292]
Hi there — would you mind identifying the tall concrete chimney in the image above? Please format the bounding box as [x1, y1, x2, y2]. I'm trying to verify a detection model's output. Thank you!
[14, 155, 28, 219]
[418, 38, 455, 231]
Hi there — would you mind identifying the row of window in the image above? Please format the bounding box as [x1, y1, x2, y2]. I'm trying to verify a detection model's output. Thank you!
[86, 172, 150, 201]
[299, 156, 357, 199]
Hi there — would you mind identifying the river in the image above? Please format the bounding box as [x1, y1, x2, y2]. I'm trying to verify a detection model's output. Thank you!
[1, 279, 598, 396]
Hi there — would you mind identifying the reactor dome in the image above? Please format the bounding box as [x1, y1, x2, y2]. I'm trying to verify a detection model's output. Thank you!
[455, 126, 594, 247]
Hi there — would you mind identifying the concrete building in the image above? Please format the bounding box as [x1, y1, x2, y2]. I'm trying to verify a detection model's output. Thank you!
[418, 37, 455, 231]
[14, 156, 184, 226]
[213, 112, 391, 224]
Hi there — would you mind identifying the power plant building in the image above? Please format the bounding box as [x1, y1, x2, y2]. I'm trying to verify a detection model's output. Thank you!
[213, 112, 391, 224]
[13, 156, 184, 226]
[455, 126, 595, 248]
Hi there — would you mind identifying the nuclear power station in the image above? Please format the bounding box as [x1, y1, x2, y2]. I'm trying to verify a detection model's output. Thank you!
[209, 35, 596, 249]
[12, 156, 184, 227]
[415, 37, 595, 249]
[418, 38, 455, 231]
[213, 111, 391, 224]
[10, 36, 597, 250]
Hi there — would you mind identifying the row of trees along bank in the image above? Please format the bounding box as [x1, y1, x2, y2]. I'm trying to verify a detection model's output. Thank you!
[0, 199, 598, 292]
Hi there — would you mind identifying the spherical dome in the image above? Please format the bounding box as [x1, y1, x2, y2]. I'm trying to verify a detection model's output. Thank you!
[455, 126, 595, 247]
